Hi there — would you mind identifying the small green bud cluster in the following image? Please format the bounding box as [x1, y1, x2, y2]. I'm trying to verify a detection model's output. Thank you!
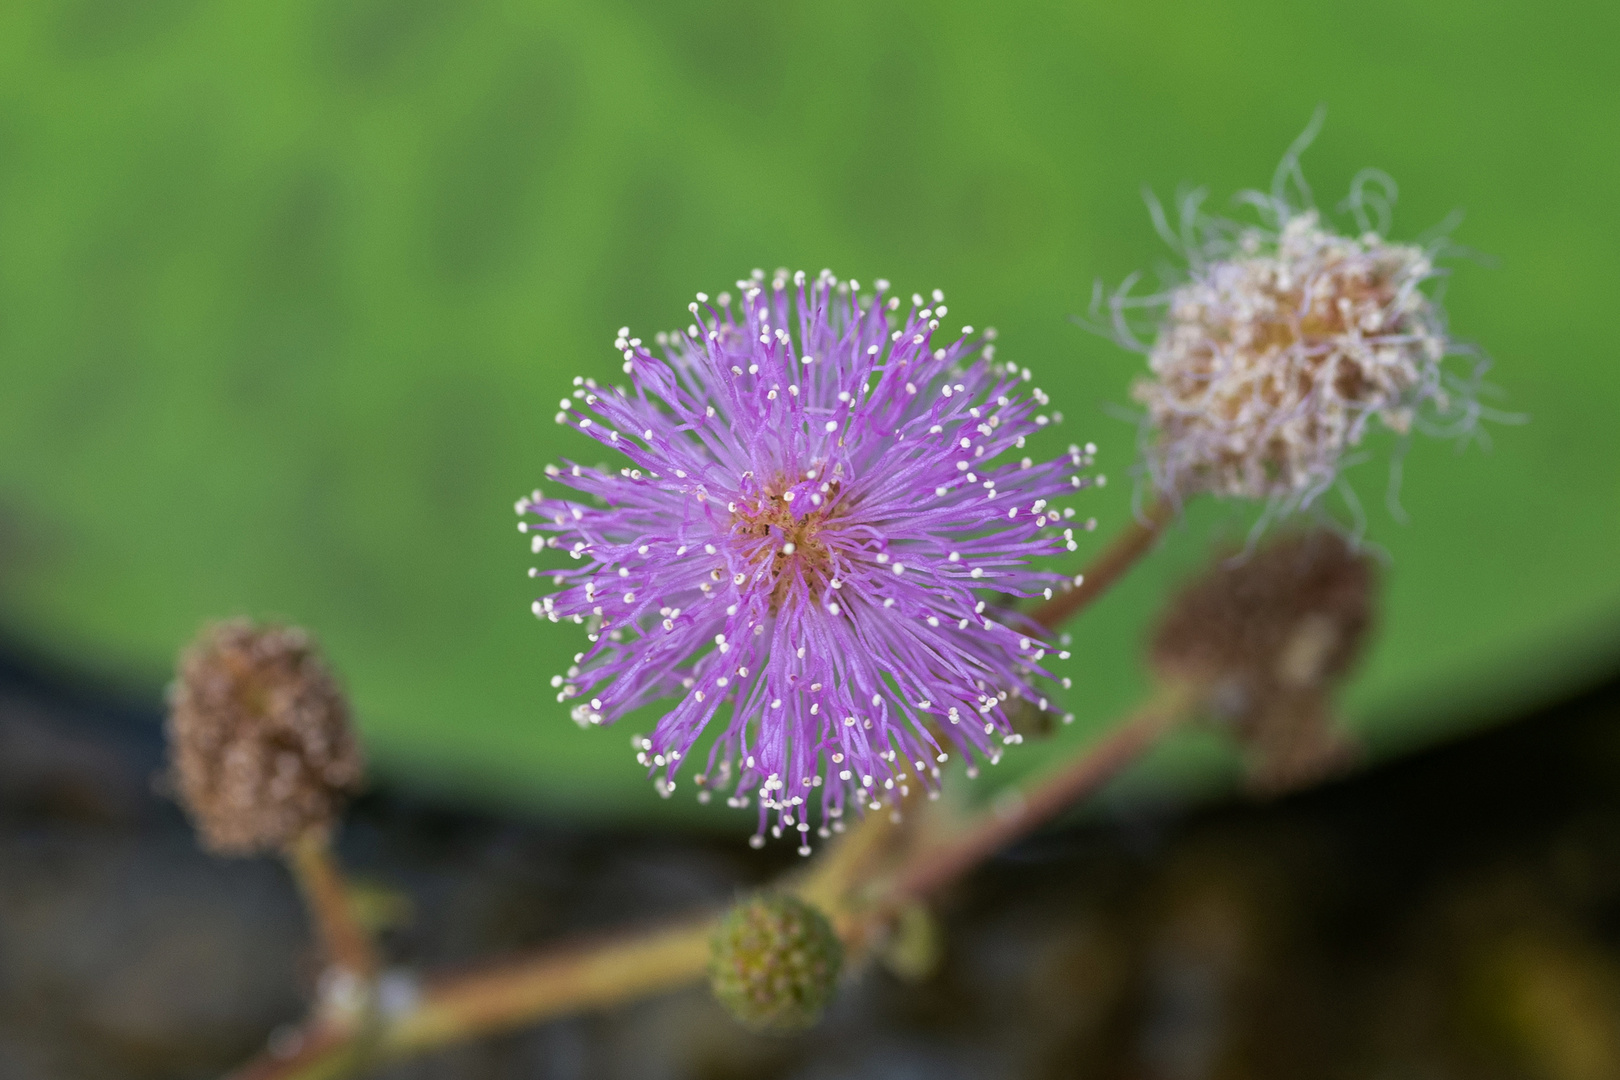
[708, 893, 842, 1033]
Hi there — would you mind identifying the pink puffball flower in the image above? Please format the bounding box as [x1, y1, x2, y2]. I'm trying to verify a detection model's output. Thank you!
[518, 269, 1095, 852]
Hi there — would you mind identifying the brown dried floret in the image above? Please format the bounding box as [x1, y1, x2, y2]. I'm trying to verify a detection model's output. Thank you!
[1150, 530, 1375, 793]
[167, 619, 364, 854]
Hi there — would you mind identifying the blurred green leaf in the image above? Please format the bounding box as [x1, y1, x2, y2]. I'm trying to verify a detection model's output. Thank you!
[0, 0, 1615, 823]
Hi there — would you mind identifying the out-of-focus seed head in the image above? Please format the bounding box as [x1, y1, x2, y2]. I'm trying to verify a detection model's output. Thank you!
[709, 893, 843, 1033]
[167, 619, 364, 855]
[1150, 530, 1373, 693]
[1104, 116, 1485, 511]
[1150, 530, 1374, 793]
[1137, 213, 1447, 503]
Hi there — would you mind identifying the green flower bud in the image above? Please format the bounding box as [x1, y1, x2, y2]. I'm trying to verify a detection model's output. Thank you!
[709, 893, 842, 1033]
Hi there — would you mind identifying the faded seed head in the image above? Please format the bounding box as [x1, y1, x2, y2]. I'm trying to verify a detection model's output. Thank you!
[167, 619, 364, 855]
[1100, 118, 1488, 514]
[1151, 529, 1374, 702]
[1150, 530, 1374, 793]
[1136, 211, 1449, 504]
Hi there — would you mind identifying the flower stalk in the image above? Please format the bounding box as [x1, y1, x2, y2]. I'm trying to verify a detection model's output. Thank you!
[1029, 496, 1173, 630]
[223, 693, 1193, 1080]
[884, 678, 1199, 902]
[285, 829, 380, 982]
[382, 918, 714, 1055]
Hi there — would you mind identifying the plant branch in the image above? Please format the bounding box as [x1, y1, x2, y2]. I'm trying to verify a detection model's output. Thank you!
[884, 679, 1198, 903]
[382, 918, 713, 1055]
[223, 918, 714, 1080]
[223, 679, 1194, 1080]
[1029, 496, 1173, 630]
[224, 508, 1188, 1079]
[285, 829, 379, 980]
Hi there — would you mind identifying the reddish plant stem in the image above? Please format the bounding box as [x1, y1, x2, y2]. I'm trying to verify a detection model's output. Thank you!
[225, 686, 1190, 1080]
[285, 829, 379, 981]
[886, 680, 1197, 902]
[225, 919, 714, 1080]
[223, 506, 1187, 1080]
[1029, 497, 1173, 631]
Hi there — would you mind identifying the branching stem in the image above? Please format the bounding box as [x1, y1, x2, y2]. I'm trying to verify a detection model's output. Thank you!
[223, 506, 1186, 1080]
[885, 680, 1198, 902]
[285, 829, 379, 981]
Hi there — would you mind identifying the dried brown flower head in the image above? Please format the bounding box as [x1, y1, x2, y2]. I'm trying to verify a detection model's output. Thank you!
[1150, 530, 1375, 793]
[167, 619, 364, 854]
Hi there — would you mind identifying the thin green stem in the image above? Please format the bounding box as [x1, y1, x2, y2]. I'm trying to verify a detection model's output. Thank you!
[223, 919, 714, 1080]
[381, 918, 713, 1055]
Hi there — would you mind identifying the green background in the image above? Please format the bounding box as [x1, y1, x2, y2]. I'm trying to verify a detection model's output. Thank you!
[1, 0, 1615, 823]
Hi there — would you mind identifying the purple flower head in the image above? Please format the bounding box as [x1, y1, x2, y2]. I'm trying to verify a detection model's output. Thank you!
[518, 269, 1095, 853]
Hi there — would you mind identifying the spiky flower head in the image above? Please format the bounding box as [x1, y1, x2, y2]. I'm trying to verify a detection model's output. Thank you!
[167, 619, 365, 854]
[709, 892, 842, 1033]
[518, 270, 1094, 851]
[1111, 119, 1482, 510]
